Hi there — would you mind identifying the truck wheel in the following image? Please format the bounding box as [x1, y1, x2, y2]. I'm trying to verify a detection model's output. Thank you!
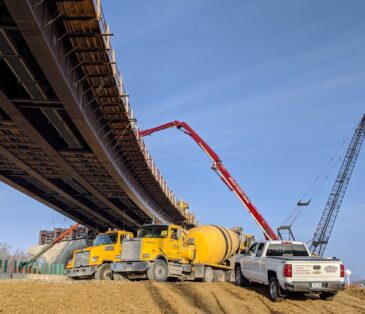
[147, 260, 168, 282]
[95, 263, 112, 281]
[320, 292, 336, 301]
[203, 266, 214, 282]
[268, 277, 284, 302]
[226, 270, 235, 283]
[113, 272, 129, 281]
[213, 270, 226, 282]
[235, 266, 248, 286]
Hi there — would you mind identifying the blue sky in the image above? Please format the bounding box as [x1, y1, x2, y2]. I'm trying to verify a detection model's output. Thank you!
[1, 0, 364, 278]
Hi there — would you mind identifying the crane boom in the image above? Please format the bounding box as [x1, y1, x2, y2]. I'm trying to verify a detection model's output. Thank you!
[139, 120, 278, 240]
[310, 114, 365, 256]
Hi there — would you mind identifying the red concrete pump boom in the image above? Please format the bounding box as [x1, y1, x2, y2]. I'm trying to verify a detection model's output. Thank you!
[139, 121, 278, 240]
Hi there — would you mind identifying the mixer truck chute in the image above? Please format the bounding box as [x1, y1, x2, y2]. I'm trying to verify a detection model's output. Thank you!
[139, 121, 278, 240]
[111, 224, 254, 282]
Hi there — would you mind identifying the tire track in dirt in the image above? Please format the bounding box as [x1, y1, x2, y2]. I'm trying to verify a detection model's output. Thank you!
[145, 283, 179, 314]
[220, 283, 277, 313]
[280, 295, 316, 314]
[210, 291, 228, 314]
[222, 287, 261, 313]
[168, 283, 217, 313]
[145, 282, 220, 314]
[163, 282, 246, 313]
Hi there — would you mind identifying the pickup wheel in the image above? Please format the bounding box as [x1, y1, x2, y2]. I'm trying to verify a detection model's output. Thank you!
[320, 292, 337, 301]
[203, 267, 214, 282]
[235, 265, 249, 287]
[95, 263, 113, 281]
[147, 260, 168, 282]
[268, 277, 284, 302]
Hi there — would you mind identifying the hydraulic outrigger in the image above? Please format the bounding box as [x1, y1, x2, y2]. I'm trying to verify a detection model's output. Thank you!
[139, 120, 278, 240]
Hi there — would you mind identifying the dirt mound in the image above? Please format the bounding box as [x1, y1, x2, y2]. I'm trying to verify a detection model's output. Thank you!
[346, 286, 365, 301]
[0, 280, 364, 313]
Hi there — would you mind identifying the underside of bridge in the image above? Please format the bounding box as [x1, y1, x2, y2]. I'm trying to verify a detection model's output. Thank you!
[0, 0, 197, 232]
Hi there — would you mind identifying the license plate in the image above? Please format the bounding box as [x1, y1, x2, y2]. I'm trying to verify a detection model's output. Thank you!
[126, 267, 132, 271]
[312, 282, 322, 289]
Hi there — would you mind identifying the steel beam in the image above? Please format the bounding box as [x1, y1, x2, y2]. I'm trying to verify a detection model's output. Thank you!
[0, 137, 117, 229]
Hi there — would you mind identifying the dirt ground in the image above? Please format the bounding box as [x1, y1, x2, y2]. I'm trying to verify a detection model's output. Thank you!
[0, 280, 364, 314]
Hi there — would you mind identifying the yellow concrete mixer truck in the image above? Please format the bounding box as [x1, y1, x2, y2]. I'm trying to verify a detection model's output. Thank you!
[111, 223, 254, 282]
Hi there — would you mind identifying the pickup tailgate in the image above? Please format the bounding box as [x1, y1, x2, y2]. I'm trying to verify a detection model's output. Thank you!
[291, 260, 341, 281]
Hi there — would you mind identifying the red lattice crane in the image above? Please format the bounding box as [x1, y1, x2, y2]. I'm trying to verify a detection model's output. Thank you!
[139, 121, 278, 240]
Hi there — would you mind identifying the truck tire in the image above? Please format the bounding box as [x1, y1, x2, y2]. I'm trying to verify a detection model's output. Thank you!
[95, 263, 112, 281]
[147, 260, 168, 282]
[203, 266, 214, 282]
[320, 292, 336, 301]
[235, 265, 249, 286]
[213, 270, 226, 282]
[113, 272, 129, 281]
[226, 270, 235, 283]
[268, 277, 284, 302]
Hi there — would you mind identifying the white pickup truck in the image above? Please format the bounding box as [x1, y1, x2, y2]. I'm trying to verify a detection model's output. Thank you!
[235, 240, 345, 301]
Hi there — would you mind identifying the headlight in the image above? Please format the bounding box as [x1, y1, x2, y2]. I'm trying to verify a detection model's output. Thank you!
[142, 254, 150, 258]
[92, 256, 99, 262]
[115, 255, 121, 259]
[104, 246, 114, 251]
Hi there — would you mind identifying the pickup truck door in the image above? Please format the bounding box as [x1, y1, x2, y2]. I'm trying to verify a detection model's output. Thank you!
[250, 243, 266, 283]
[242, 243, 258, 280]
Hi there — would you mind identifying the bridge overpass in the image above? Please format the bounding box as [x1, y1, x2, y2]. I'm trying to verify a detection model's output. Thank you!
[0, 0, 197, 232]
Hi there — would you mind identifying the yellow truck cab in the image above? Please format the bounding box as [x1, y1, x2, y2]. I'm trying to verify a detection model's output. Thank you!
[111, 224, 184, 281]
[136, 223, 184, 261]
[65, 229, 133, 280]
[111, 223, 251, 282]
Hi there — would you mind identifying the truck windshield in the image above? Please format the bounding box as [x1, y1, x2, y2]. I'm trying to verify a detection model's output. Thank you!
[137, 226, 168, 238]
[266, 243, 309, 257]
[93, 233, 117, 246]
